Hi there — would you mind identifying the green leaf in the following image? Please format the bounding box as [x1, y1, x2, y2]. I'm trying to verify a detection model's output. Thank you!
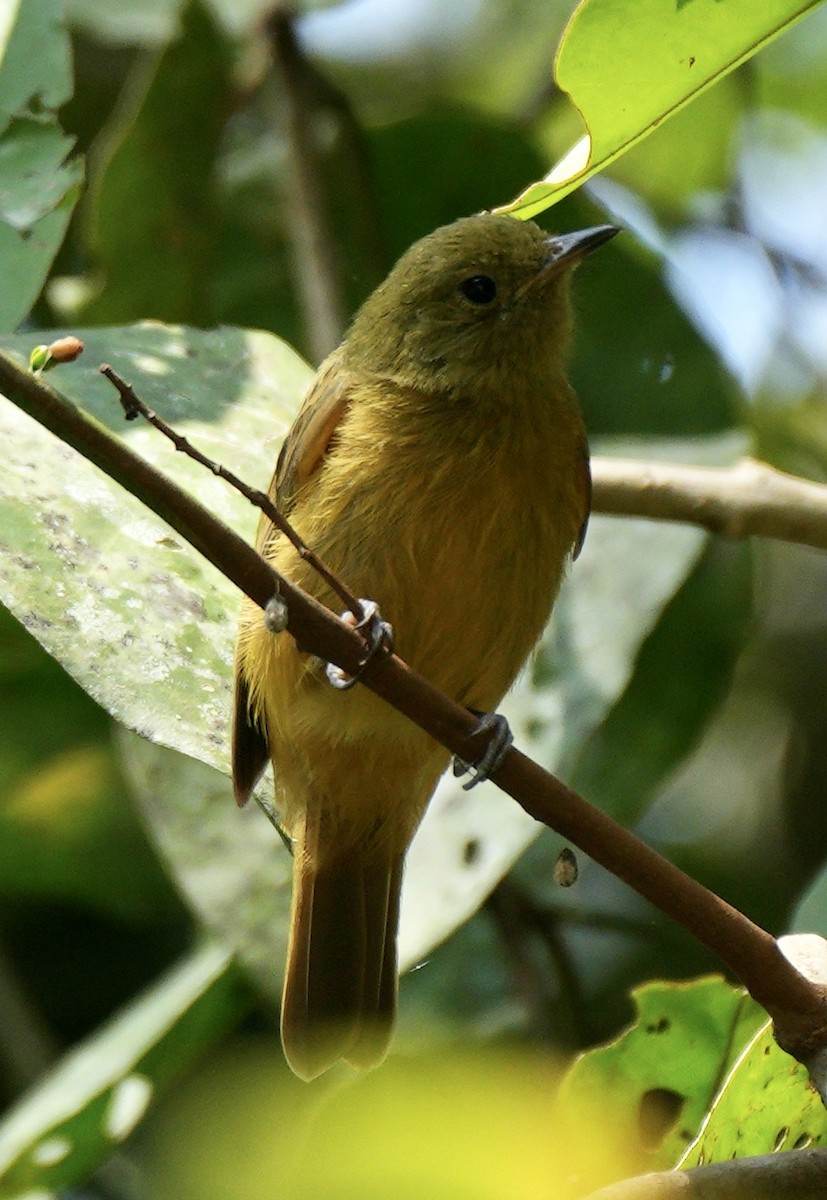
[0, 942, 251, 1198]
[495, 0, 825, 219]
[0, 323, 311, 773]
[0, 184, 81, 331]
[0, 323, 302, 998]
[680, 1017, 827, 1166]
[597, 76, 742, 216]
[0, 0, 82, 330]
[554, 977, 765, 1172]
[0, 117, 80, 230]
[0, 0, 73, 118]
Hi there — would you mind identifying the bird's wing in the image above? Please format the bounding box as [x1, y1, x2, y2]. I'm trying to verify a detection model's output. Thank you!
[232, 354, 354, 806]
[271, 352, 352, 518]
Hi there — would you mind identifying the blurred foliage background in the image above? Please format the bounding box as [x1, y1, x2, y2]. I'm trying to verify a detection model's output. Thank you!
[4, 0, 827, 1195]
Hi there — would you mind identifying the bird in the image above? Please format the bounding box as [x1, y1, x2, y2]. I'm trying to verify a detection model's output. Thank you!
[232, 212, 617, 1079]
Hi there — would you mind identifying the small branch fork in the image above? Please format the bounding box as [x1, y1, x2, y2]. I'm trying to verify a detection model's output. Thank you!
[4, 348, 827, 1080]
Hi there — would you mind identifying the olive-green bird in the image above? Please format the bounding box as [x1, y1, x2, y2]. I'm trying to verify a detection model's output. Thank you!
[233, 213, 617, 1079]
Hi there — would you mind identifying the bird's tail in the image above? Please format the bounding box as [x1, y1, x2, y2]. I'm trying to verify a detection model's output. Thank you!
[280, 821, 403, 1081]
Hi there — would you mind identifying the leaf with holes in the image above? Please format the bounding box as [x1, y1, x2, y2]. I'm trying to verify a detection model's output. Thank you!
[680, 1017, 827, 1166]
[553, 977, 765, 1173]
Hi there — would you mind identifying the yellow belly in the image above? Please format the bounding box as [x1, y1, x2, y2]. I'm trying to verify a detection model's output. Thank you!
[236, 384, 584, 843]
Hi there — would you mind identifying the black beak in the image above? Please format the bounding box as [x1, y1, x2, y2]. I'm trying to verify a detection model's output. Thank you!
[542, 224, 619, 272]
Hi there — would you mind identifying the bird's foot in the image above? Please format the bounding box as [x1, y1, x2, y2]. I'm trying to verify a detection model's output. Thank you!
[325, 599, 394, 691]
[452, 710, 514, 790]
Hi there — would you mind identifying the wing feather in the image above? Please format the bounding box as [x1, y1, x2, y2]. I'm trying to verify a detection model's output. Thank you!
[231, 353, 353, 805]
[573, 445, 591, 560]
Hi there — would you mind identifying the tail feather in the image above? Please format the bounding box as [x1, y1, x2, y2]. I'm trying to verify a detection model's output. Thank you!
[280, 844, 402, 1081]
[345, 858, 403, 1069]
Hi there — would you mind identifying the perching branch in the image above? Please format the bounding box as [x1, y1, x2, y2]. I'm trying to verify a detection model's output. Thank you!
[2, 347, 827, 1076]
[592, 456, 827, 551]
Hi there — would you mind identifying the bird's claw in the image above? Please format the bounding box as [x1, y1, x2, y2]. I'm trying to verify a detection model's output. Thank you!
[452, 711, 514, 790]
[325, 599, 394, 691]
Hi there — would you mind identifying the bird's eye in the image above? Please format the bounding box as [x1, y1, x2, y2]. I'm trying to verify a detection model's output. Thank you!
[459, 274, 497, 304]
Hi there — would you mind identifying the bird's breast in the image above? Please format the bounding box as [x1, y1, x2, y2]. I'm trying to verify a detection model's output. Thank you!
[287, 389, 585, 712]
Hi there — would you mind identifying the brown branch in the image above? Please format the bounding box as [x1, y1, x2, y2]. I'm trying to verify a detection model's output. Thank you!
[2, 348, 827, 1071]
[265, 6, 349, 361]
[585, 1148, 827, 1199]
[592, 456, 827, 551]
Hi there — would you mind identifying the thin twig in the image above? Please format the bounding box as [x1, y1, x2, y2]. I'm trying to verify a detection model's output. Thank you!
[100, 363, 364, 619]
[3, 349, 827, 1071]
[592, 456, 827, 550]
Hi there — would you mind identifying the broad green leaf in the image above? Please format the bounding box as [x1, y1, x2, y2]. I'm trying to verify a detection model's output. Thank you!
[495, 0, 825, 220]
[0, 323, 310, 772]
[680, 1018, 827, 1166]
[595, 77, 742, 217]
[0, 0, 82, 329]
[0, 0, 73, 118]
[0, 118, 79, 230]
[555, 977, 765, 1173]
[0, 942, 251, 1198]
[0, 185, 81, 331]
